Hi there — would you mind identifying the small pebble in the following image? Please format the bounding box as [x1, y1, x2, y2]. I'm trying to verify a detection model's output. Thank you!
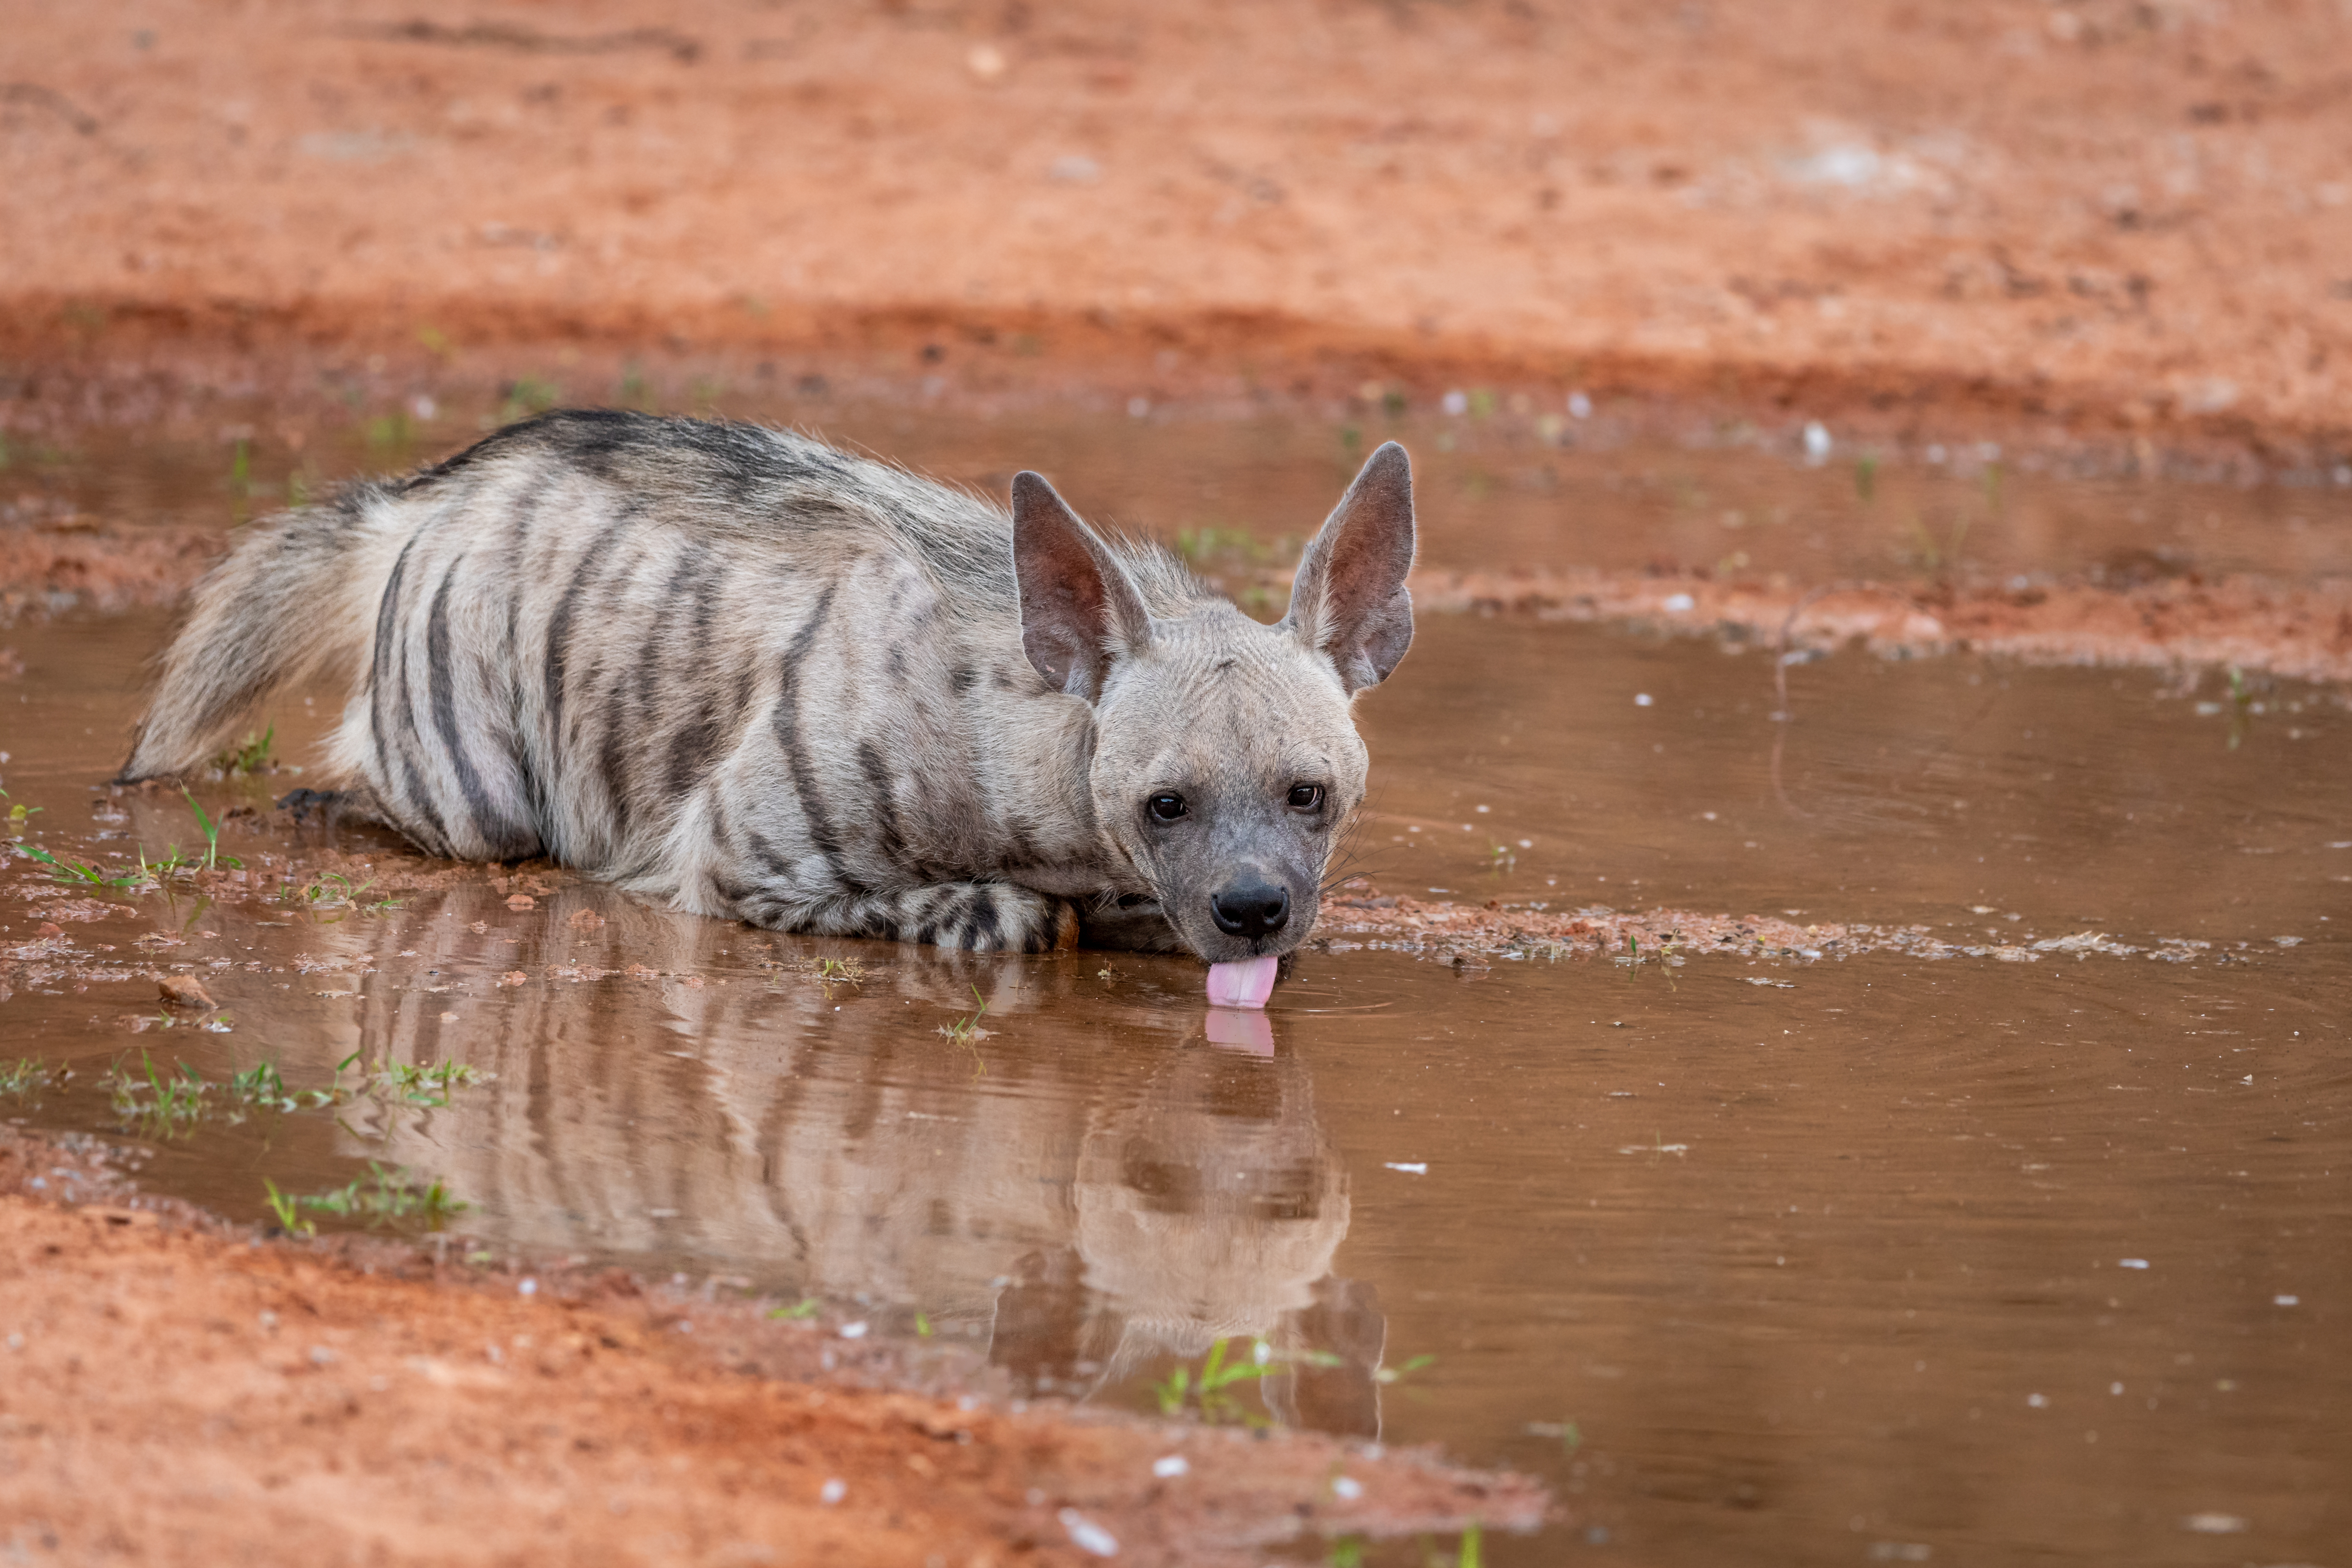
[157, 973, 215, 1010]
[819, 1478, 846, 1506]
[1152, 1454, 1188, 1478]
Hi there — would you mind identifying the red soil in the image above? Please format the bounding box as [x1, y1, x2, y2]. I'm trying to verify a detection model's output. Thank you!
[0, 1129, 1545, 1567]
[4, 0, 2352, 461]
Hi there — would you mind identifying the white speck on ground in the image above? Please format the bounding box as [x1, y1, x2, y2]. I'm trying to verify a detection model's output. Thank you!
[1060, 1508, 1119, 1557]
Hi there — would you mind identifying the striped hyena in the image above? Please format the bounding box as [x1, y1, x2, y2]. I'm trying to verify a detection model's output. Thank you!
[118, 410, 1416, 961]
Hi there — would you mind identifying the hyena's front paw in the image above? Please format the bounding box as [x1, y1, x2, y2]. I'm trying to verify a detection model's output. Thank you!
[902, 883, 1079, 953]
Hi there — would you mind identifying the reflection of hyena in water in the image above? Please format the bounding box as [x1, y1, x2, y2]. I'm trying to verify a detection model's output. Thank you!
[336, 882, 1386, 1434]
[120, 411, 1416, 963]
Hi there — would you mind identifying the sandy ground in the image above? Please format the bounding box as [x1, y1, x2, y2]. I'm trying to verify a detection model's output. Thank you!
[0, 1128, 1544, 1568]
[4, 0, 2352, 462]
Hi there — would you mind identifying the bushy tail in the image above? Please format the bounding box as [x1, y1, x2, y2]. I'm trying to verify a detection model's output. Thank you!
[116, 486, 400, 782]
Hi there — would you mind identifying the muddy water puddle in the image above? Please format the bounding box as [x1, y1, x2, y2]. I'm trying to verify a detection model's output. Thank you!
[4, 600, 2347, 1564]
[16, 387, 2352, 594]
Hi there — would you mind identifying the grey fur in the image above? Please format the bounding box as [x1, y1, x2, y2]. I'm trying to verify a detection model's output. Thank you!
[119, 410, 1417, 960]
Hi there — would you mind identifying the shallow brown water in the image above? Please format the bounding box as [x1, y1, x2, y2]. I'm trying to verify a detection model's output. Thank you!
[16, 381, 2352, 594]
[4, 591, 2347, 1565]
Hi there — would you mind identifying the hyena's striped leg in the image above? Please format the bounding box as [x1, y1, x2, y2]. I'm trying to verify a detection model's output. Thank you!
[766, 882, 1081, 953]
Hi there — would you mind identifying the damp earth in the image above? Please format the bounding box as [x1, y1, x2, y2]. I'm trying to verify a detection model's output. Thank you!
[3, 400, 2349, 1565]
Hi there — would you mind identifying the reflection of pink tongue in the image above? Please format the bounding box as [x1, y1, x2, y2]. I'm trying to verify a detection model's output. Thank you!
[1206, 955, 1280, 1009]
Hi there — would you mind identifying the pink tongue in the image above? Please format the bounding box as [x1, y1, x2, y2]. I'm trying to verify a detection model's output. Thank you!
[1206, 955, 1280, 1010]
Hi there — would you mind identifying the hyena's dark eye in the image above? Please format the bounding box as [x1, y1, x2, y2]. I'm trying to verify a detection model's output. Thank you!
[1147, 792, 1189, 822]
[1288, 783, 1325, 811]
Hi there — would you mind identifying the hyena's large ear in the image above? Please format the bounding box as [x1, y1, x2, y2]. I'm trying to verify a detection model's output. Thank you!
[1282, 441, 1416, 694]
[1012, 471, 1154, 700]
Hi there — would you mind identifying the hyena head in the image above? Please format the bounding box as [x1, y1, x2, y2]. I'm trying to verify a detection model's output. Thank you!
[1012, 442, 1416, 964]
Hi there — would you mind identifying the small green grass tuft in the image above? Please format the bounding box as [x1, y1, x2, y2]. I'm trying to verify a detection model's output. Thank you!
[16, 842, 137, 888]
[497, 376, 561, 424]
[106, 1051, 212, 1137]
[285, 870, 400, 915]
[262, 1178, 314, 1237]
[180, 790, 241, 873]
[272, 1162, 468, 1228]
[227, 1058, 344, 1113]
[215, 724, 275, 776]
[377, 1059, 484, 1106]
[1, 1057, 57, 1097]
[937, 985, 989, 1043]
[1151, 1337, 1339, 1425]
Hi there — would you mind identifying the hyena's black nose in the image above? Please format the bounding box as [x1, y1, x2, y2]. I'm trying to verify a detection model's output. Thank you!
[1210, 879, 1290, 939]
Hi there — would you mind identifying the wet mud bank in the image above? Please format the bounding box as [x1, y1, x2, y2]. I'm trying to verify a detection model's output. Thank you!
[7, 380, 2352, 686]
[0, 1130, 1543, 1568]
